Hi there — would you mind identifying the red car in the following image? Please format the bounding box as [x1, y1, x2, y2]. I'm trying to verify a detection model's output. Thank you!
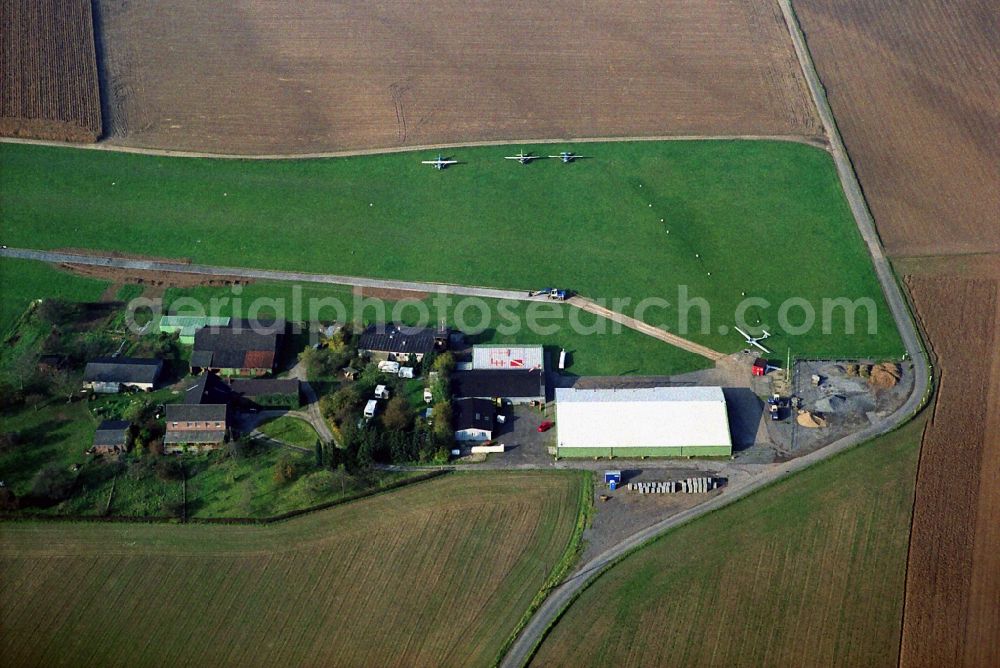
[537, 420, 554, 433]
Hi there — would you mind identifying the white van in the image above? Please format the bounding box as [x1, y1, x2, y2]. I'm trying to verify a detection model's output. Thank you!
[374, 384, 390, 399]
[364, 399, 378, 418]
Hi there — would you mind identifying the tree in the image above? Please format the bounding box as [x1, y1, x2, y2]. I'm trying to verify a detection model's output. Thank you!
[10, 351, 40, 392]
[432, 352, 456, 376]
[48, 369, 81, 403]
[431, 401, 453, 440]
[321, 384, 362, 425]
[273, 453, 301, 484]
[381, 396, 413, 432]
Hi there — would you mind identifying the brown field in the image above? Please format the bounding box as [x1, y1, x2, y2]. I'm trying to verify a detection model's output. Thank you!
[93, 0, 821, 154]
[793, 0, 1000, 256]
[0, 472, 584, 668]
[0, 0, 102, 142]
[900, 273, 1000, 668]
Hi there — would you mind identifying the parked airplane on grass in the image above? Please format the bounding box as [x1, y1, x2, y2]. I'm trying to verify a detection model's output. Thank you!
[504, 152, 544, 164]
[421, 155, 458, 169]
[548, 151, 585, 163]
[735, 325, 772, 353]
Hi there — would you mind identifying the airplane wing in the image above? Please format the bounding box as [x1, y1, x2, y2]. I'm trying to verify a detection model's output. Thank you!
[504, 156, 521, 160]
[441, 160, 458, 165]
[751, 340, 772, 354]
[421, 161, 437, 164]
[734, 326, 750, 340]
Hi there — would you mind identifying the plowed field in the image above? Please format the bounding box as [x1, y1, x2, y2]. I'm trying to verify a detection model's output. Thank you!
[0, 472, 584, 668]
[93, 0, 820, 154]
[900, 272, 1000, 668]
[0, 0, 101, 142]
[793, 0, 1000, 256]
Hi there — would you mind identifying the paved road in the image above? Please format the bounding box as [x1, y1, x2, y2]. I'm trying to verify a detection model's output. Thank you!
[0, 133, 827, 161]
[0, 247, 539, 302]
[499, 5, 932, 667]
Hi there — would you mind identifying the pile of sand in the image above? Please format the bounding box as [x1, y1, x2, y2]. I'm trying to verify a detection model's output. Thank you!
[797, 410, 827, 428]
[869, 362, 902, 389]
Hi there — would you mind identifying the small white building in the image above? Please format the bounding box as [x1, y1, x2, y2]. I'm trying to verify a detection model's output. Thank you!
[472, 345, 544, 371]
[555, 386, 732, 457]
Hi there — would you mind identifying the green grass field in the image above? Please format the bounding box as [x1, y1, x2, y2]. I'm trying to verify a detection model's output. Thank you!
[531, 417, 925, 667]
[258, 415, 320, 448]
[0, 257, 109, 335]
[0, 471, 584, 667]
[0, 140, 903, 359]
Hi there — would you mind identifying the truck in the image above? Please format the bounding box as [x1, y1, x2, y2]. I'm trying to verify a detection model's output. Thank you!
[528, 287, 569, 300]
[364, 399, 378, 419]
[374, 384, 390, 399]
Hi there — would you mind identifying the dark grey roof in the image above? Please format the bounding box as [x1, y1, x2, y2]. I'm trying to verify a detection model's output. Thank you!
[94, 420, 130, 446]
[190, 350, 214, 367]
[358, 324, 444, 356]
[451, 369, 545, 399]
[193, 320, 282, 354]
[164, 430, 226, 444]
[453, 398, 496, 432]
[166, 403, 228, 422]
[84, 357, 162, 384]
[182, 373, 232, 405]
[228, 378, 299, 397]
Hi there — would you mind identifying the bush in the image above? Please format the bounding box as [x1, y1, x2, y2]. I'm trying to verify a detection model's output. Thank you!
[273, 453, 302, 484]
[162, 498, 185, 518]
[29, 464, 76, 502]
[0, 431, 20, 454]
[155, 457, 184, 481]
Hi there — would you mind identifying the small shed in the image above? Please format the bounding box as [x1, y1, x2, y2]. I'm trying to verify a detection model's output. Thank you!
[751, 358, 769, 377]
[604, 470, 622, 485]
[92, 420, 131, 454]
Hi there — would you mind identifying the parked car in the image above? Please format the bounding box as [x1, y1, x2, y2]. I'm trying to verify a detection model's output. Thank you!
[537, 420, 554, 433]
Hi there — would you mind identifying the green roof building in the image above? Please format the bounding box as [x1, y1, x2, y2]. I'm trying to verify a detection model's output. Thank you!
[159, 315, 231, 345]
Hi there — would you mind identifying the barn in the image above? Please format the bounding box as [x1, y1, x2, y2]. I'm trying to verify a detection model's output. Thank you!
[554, 386, 732, 457]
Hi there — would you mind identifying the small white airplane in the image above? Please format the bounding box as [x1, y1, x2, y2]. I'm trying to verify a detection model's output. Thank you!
[421, 154, 458, 170]
[735, 325, 772, 353]
[548, 151, 585, 163]
[504, 152, 544, 164]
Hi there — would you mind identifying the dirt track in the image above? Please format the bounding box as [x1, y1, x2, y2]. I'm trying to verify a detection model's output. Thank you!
[92, 0, 820, 154]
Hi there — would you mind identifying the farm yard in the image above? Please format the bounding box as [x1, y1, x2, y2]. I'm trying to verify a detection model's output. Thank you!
[793, 0, 1000, 257]
[90, 0, 820, 153]
[530, 416, 924, 667]
[0, 0, 102, 142]
[0, 140, 903, 361]
[0, 471, 586, 667]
